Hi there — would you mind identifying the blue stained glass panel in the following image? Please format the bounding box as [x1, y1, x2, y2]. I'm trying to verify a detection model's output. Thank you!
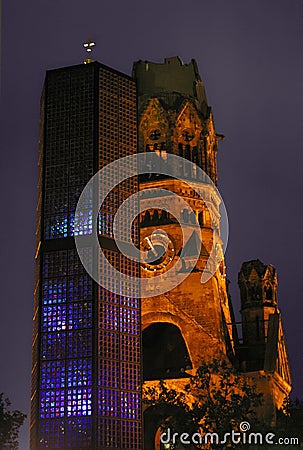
[45, 214, 68, 239]
[40, 390, 65, 418]
[98, 360, 119, 388]
[67, 359, 92, 387]
[39, 419, 65, 448]
[66, 418, 92, 447]
[42, 305, 67, 332]
[120, 308, 140, 334]
[120, 296, 139, 309]
[43, 251, 67, 278]
[99, 389, 119, 417]
[41, 361, 65, 389]
[69, 210, 92, 236]
[67, 330, 92, 358]
[99, 303, 119, 331]
[67, 388, 92, 416]
[41, 332, 66, 360]
[68, 275, 92, 302]
[98, 211, 114, 238]
[68, 303, 92, 330]
[43, 279, 67, 305]
[120, 392, 140, 420]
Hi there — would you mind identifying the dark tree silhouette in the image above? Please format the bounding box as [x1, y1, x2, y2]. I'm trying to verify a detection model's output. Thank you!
[0, 394, 26, 450]
[275, 396, 303, 443]
[143, 359, 263, 449]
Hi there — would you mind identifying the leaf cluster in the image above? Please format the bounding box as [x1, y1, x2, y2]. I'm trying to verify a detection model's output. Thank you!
[275, 396, 303, 443]
[143, 359, 263, 449]
[0, 393, 27, 449]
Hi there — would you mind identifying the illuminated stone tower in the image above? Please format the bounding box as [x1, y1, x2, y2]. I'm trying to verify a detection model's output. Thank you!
[133, 57, 235, 445]
[31, 62, 141, 449]
[237, 260, 291, 423]
[133, 57, 291, 445]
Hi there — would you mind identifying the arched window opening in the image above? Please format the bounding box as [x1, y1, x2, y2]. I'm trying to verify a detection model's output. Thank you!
[143, 323, 192, 380]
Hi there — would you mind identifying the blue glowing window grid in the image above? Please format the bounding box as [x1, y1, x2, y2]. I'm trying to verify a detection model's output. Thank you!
[39, 419, 65, 448]
[42, 305, 67, 332]
[120, 308, 139, 334]
[41, 247, 94, 418]
[98, 418, 120, 448]
[44, 184, 93, 240]
[69, 210, 92, 236]
[43, 279, 67, 305]
[98, 211, 114, 238]
[99, 360, 119, 388]
[99, 389, 119, 417]
[41, 332, 66, 360]
[44, 212, 93, 239]
[121, 335, 140, 363]
[67, 388, 92, 416]
[68, 275, 92, 302]
[40, 390, 65, 418]
[121, 296, 139, 309]
[37, 69, 141, 447]
[66, 418, 92, 447]
[120, 392, 140, 420]
[98, 390, 142, 421]
[99, 287, 120, 304]
[120, 363, 140, 391]
[99, 331, 119, 360]
[67, 330, 92, 358]
[67, 359, 92, 387]
[41, 361, 65, 389]
[99, 303, 119, 331]
[68, 303, 92, 329]
[69, 247, 93, 275]
[121, 420, 141, 449]
[43, 251, 67, 278]
[44, 214, 68, 239]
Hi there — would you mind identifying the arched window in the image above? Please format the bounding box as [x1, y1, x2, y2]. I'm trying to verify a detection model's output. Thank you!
[143, 323, 192, 380]
[265, 284, 273, 300]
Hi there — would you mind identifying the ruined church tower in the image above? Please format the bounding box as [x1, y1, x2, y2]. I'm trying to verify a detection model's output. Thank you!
[133, 57, 234, 379]
[133, 57, 291, 446]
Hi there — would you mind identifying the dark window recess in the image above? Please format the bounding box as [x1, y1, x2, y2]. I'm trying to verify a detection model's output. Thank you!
[143, 323, 192, 380]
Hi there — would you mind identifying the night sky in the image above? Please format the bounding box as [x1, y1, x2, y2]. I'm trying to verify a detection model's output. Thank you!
[1, 1, 302, 448]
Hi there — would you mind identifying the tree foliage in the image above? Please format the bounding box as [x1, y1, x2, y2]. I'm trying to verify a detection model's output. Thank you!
[0, 394, 26, 450]
[276, 396, 303, 443]
[143, 359, 263, 449]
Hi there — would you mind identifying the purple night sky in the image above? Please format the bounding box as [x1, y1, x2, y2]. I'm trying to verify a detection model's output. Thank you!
[0, 1, 302, 448]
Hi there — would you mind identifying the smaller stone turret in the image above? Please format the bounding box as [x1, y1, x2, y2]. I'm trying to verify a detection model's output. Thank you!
[237, 260, 291, 423]
[239, 260, 278, 369]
